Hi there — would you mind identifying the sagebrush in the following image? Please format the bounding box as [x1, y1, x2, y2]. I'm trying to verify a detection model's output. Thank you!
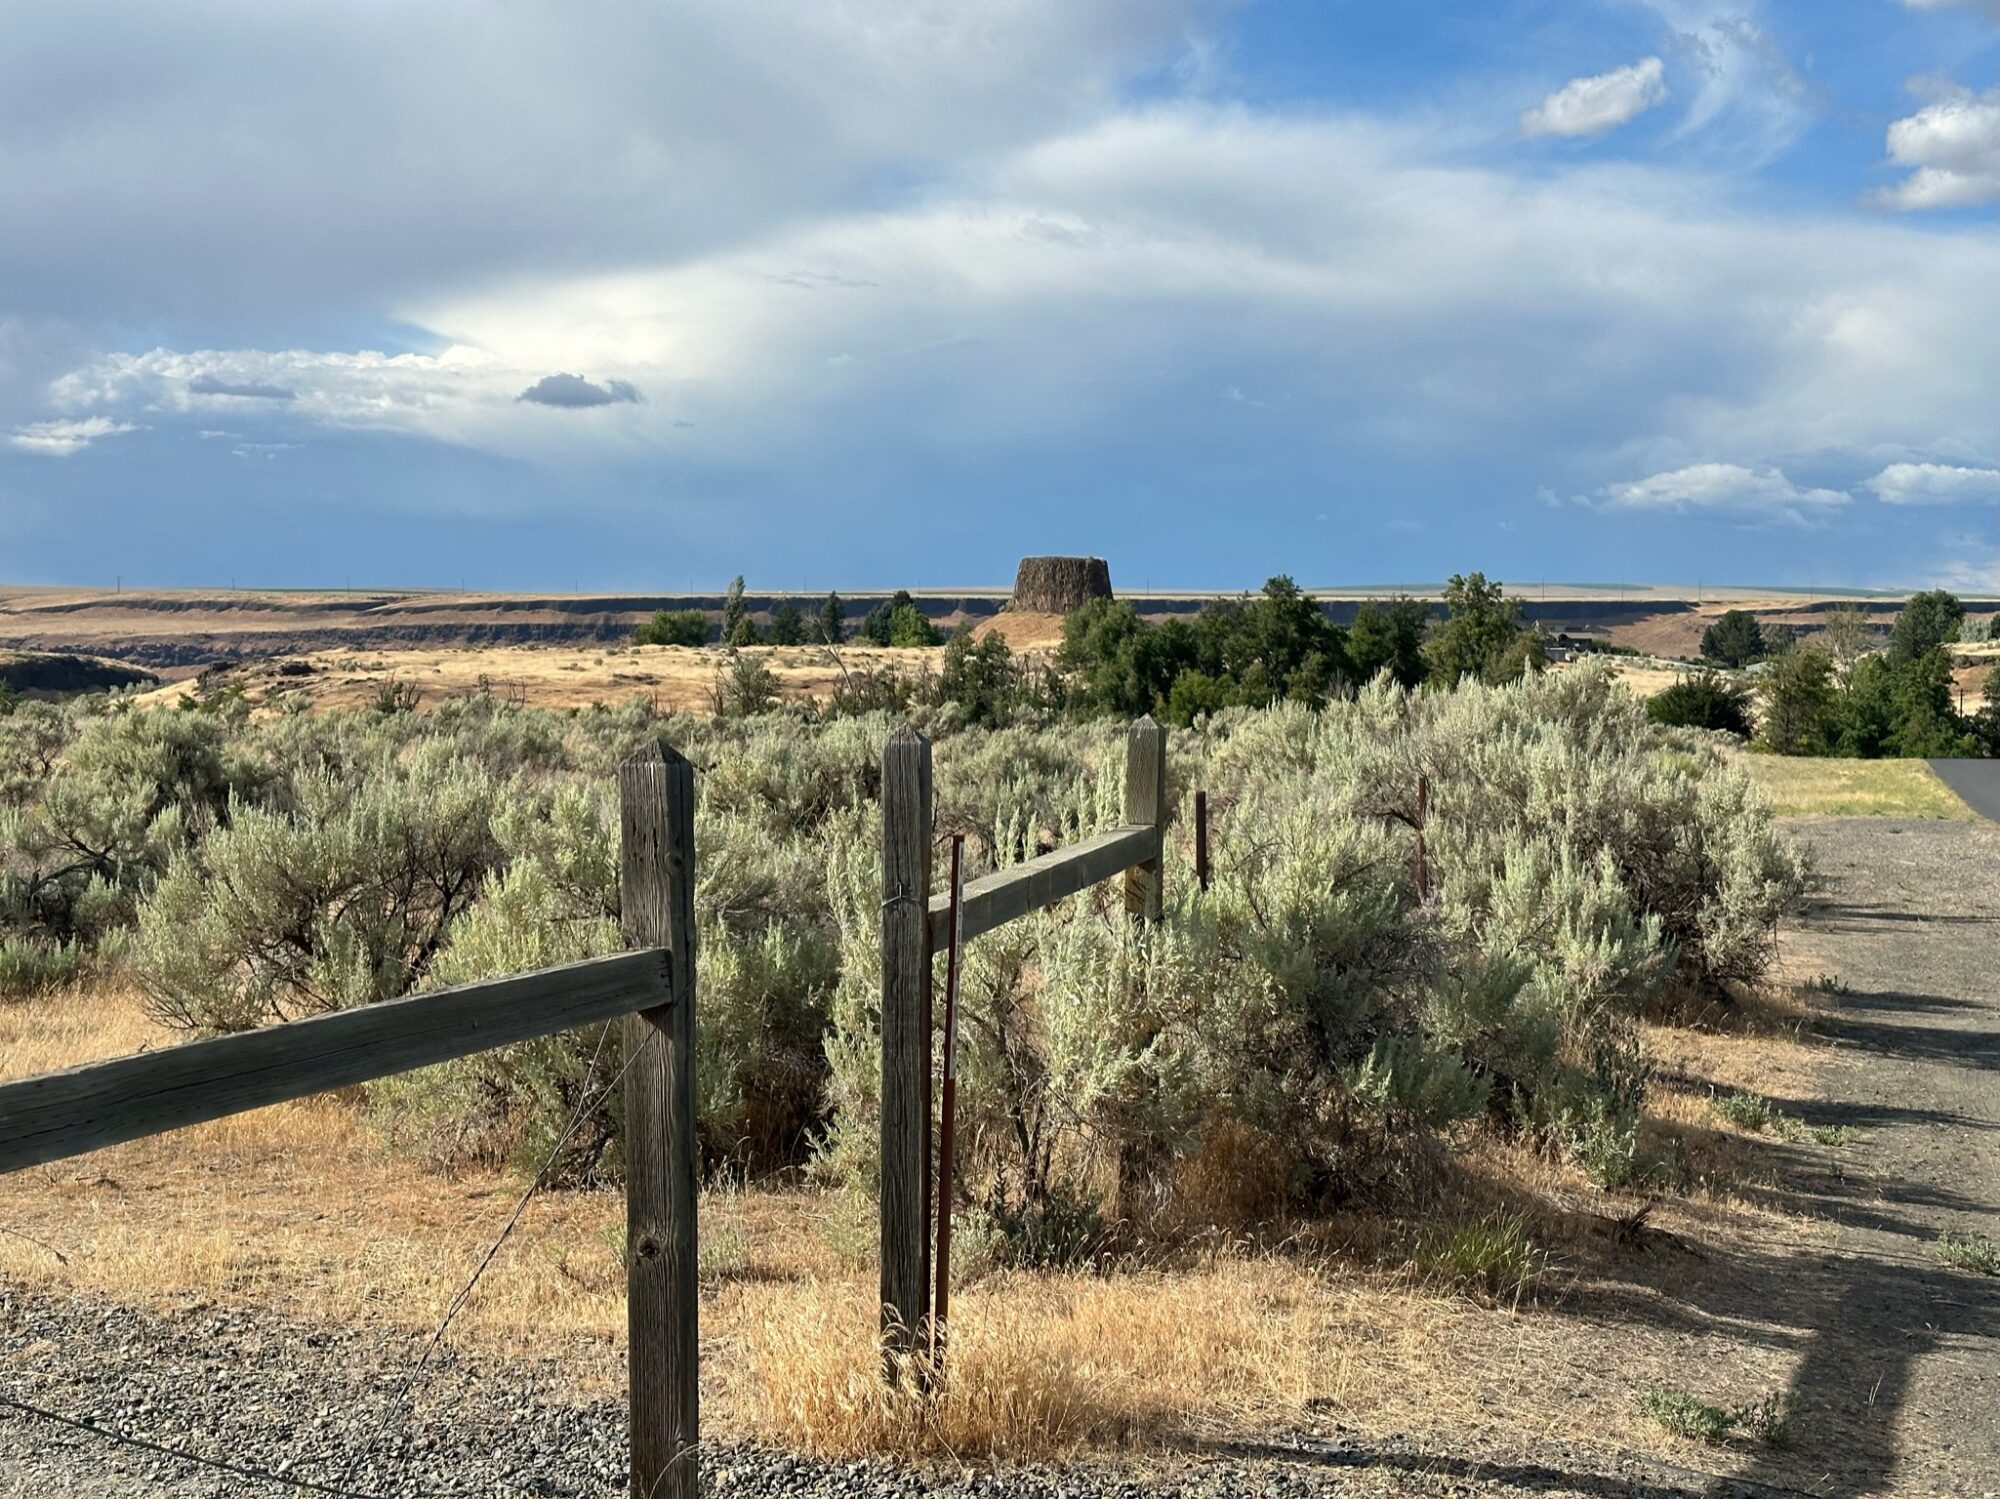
[0, 663, 1804, 1230]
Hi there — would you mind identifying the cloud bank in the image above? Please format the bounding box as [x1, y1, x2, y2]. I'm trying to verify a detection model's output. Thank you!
[1867, 462, 2000, 505]
[188, 372, 296, 400]
[1, 0, 1995, 588]
[1600, 464, 1847, 524]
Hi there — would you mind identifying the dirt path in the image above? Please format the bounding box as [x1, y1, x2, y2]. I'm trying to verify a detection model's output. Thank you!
[1734, 817, 2000, 1496]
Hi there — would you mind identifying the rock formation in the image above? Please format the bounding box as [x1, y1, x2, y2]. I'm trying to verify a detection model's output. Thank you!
[1010, 556, 1113, 614]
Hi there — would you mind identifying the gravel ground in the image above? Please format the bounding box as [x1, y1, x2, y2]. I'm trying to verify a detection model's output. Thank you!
[0, 1285, 1809, 1499]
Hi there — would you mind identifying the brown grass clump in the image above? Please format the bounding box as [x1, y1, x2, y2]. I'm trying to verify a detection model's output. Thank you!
[746, 1257, 1359, 1459]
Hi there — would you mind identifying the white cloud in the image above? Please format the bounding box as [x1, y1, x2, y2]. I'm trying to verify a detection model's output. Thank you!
[1900, 0, 2000, 16]
[1599, 463, 1847, 523]
[30, 104, 2000, 508]
[1521, 57, 1668, 138]
[1878, 83, 2000, 209]
[7, 415, 138, 455]
[48, 346, 534, 449]
[1867, 461, 2000, 505]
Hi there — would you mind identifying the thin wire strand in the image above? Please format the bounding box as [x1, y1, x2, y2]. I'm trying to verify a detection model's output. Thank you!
[0, 1393, 451, 1499]
[335, 1018, 642, 1489]
[6, 1017, 652, 1499]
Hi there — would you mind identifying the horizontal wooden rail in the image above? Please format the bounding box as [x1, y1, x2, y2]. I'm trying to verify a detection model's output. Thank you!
[0, 949, 670, 1175]
[926, 824, 1160, 951]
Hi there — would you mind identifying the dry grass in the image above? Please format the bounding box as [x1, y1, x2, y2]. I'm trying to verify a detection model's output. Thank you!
[745, 1258, 1327, 1458]
[971, 609, 1068, 652]
[0, 980, 1829, 1469]
[1734, 754, 1974, 819]
[129, 642, 945, 717]
[1599, 661, 1686, 699]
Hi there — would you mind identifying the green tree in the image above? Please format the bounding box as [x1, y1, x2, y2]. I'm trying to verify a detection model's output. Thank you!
[767, 600, 806, 646]
[0, 680, 16, 718]
[634, 609, 711, 647]
[1426, 572, 1525, 684]
[716, 653, 779, 716]
[1976, 663, 2000, 755]
[1187, 577, 1349, 706]
[1886, 649, 1977, 757]
[889, 606, 942, 648]
[1164, 669, 1231, 725]
[1348, 598, 1430, 688]
[1484, 629, 1549, 685]
[1700, 610, 1767, 669]
[859, 591, 942, 647]
[817, 592, 845, 645]
[1756, 645, 1840, 755]
[1889, 590, 1964, 665]
[934, 630, 1018, 727]
[727, 614, 763, 647]
[722, 575, 749, 642]
[1646, 672, 1752, 736]
[1833, 655, 1898, 757]
[1055, 598, 1157, 715]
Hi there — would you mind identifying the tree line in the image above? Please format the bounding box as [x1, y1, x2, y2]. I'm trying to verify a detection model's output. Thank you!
[635, 577, 940, 649]
[1651, 590, 1997, 757]
[635, 571, 1547, 730]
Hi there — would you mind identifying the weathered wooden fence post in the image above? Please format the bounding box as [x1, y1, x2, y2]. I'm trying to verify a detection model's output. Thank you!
[1124, 715, 1167, 921]
[880, 726, 934, 1379]
[620, 743, 698, 1499]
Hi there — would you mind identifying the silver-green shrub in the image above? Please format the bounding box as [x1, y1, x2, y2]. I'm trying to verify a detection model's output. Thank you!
[5, 662, 1802, 1217]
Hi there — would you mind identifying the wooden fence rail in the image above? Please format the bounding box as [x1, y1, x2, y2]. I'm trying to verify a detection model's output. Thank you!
[0, 745, 701, 1499]
[0, 951, 668, 1175]
[881, 715, 1167, 1368]
[923, 823, 1159, 951]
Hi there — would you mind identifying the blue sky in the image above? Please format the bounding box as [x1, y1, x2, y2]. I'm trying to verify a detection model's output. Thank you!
[2, 0, 1995, 593]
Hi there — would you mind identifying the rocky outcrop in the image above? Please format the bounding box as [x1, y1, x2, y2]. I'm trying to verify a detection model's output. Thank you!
[1011, 557, 1113, 614]
[0, 650, 158, 695]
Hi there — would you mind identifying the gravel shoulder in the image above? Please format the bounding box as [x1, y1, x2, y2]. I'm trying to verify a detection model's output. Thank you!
[1, 1285, 1817, 1499]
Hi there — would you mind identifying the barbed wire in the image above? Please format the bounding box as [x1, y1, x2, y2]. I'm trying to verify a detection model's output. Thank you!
[334, 1016, 646, 1491]
[5, 1014, 654, 1498]
[0, 1391, 451, 1499]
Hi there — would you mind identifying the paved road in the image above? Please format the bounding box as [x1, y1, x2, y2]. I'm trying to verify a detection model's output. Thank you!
[1930, 758, 2000, 821]
[1749, 817, 2000, 1498]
